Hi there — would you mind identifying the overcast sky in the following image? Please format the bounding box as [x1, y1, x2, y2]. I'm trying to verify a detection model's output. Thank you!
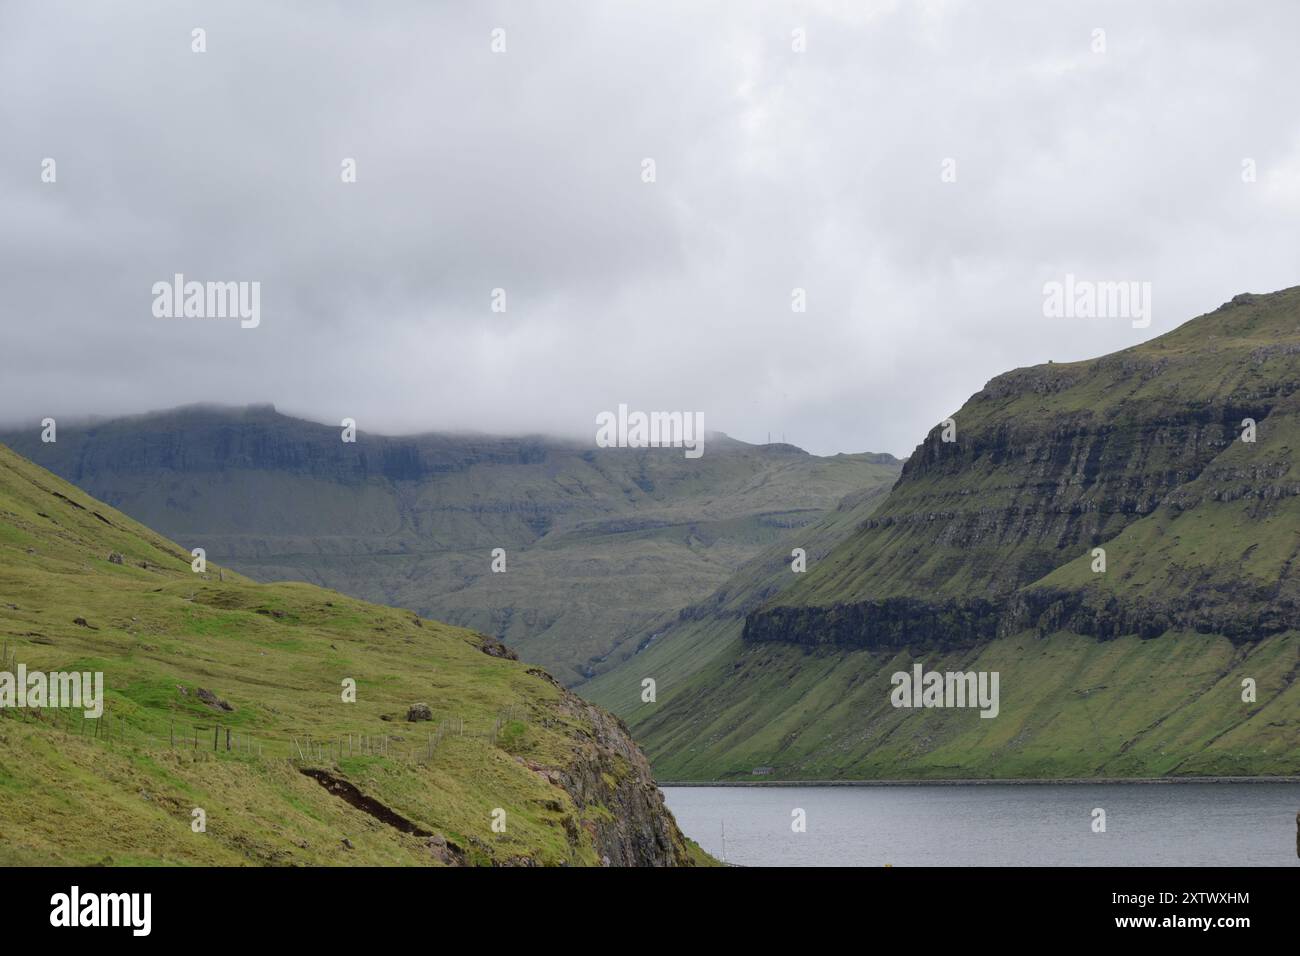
[3, 1, 1299, 457]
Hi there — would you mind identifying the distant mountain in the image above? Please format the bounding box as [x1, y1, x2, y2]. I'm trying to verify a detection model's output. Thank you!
[0, 405, 901, 685]
[596, 288, 1300, 780]
[0, 441, 710, 865]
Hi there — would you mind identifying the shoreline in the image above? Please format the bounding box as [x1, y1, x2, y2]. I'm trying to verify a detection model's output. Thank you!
[659, 776, 1300, 787]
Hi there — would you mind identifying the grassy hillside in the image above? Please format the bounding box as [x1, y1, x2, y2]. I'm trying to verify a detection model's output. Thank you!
[634, 631, 1297, 780]
[606, 289, 1300, 780]
[767, 289, 1300, 621]
[583, 482, 895, 719]
[1, 406, 900, 685]
[0, 442, 710, 865]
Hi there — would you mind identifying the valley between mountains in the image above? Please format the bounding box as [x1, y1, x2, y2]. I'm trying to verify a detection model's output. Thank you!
[2, 412, 899, 687]
[5, 288, 1298, 792]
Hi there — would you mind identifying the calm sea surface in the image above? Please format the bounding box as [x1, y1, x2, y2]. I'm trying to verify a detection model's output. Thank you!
[662, 783, 1300, 866]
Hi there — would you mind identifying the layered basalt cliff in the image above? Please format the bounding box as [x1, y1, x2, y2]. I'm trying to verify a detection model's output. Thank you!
[745, 288, 1300, 650]
[742, 597, 1002, 648]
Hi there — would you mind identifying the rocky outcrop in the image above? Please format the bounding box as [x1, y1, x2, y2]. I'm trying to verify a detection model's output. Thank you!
[552, 688, 695, 866]
[518, 664, 695, 866]
[406, 702, 433, 722]
[744, 559, 1297, 651]
[1000, 585, 1300, 643]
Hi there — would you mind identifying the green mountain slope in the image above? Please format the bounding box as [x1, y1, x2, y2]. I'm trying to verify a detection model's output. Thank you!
[752, 288, 1300, 642]
[0, 442, 709, 865]
[583, 482, 895, 719]
[615, 289, 1300, 780]
[1, 407, 900, 685]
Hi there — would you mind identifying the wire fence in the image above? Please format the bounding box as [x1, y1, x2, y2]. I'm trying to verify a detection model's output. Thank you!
[1, 700, 529, 768]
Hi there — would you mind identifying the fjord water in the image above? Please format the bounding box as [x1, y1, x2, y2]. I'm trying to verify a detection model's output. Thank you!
[663, 784, 1300, 866]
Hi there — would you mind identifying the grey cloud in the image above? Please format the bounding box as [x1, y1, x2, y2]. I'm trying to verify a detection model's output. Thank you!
[3, 0, 1299, 456]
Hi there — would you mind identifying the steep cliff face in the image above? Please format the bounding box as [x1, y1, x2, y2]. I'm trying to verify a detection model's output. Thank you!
[554, 687, 695, 866]
[468, 634, 693, 866]
[747, 288, 1300, 649]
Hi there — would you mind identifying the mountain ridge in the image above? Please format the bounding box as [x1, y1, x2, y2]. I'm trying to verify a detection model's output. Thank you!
[0, 406, 902, 684]
[748, 286, 1300, 644]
